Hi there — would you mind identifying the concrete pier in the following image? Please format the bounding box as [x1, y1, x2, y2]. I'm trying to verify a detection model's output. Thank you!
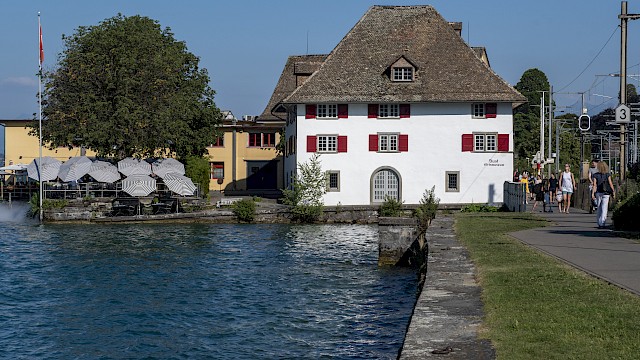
[399, 215, 494, 359]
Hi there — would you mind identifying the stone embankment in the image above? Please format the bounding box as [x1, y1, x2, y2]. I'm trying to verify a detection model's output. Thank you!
[399, 215, 494, 359]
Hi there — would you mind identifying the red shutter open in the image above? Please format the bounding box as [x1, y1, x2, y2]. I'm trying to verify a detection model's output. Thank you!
[399, 134, 408, 152]
[462, 134, 473, 152]
[338, 104, 348, 119]
[305, 104, 316, 119]
[306, 135, 317, 152]
[399, 104, 411, 118]
[337, 136, 348, 153]
[369, 134, 379, 151]
[486, 103, 497, 118]
[498, 134, 509, 152]
[368, 104, 378, 118]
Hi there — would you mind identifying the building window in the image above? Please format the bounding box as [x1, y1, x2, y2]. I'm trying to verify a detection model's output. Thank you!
[317, 135, 337, 153]
[446, 171, 460, 192]
[249, 133, 262, 147]
[327, 171, 340, 192]
[317, 104, 338, 119]
[392, 67, 413, 81]
[211, 162, 224, 179]
[263, 132, 276, 147]
[379, 134, 399, 152]
[474, 133, 497, 152]
[211, 136, 224, 147]
[378, 104, 399, 118]
[472, 103, 485, 118]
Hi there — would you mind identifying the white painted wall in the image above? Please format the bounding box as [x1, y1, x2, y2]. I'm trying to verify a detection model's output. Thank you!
[285, 102, 514, 206]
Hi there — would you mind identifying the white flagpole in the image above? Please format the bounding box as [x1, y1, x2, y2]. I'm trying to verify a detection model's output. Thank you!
[38, 12, 43, 223]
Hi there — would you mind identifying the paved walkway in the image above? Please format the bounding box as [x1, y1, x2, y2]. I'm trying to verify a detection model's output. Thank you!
[510, 208, 640, 296]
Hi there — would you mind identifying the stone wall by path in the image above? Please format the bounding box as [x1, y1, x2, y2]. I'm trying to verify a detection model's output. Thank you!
[399, 215, 495, 359]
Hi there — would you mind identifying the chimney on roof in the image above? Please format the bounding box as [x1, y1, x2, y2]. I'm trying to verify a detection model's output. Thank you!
[449, 22, 463, 37]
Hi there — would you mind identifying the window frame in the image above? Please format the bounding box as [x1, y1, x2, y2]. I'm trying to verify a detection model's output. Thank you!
[473, 133, 498, 152]
[445, 171, 460, 192]
[472, 103, 486, 119]
[392, 67, 414, 82]
[317, 135, 338, 153]
[248, 133, 262, 147]
[378, 104, 400, 119]
[263, 132, 276, 147]
[378, 133, 400, 152]
[317, 104, 338, 119]
[210, 162, 224, 179]
[326, 170, 340, 192]
[210, 136, 224, 148]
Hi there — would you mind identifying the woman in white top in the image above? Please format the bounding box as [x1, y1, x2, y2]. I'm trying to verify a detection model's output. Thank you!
[560, 164, 576, 214]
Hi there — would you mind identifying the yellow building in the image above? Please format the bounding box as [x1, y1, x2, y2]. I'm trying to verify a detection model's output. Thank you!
[1, 119, 95, 166]
[2, 118, 285, 195]
[207, 115, 284, 193]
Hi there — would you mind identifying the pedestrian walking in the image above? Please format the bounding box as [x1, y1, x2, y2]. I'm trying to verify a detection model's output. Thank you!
[548, 173, 558, 204]
[530, 175, 547, 213]
[587, 159, 599, 214]
[591, 161, 616, 229]
[560, 164, 576, 213]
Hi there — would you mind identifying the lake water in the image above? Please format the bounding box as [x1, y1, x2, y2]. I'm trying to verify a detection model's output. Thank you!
[0, 205, 418, 359]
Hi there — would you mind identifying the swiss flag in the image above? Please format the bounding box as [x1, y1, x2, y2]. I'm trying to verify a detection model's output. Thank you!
[39, 18, 44, 65]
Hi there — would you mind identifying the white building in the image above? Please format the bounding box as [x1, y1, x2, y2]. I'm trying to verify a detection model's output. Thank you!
[264, 6, 525, 206]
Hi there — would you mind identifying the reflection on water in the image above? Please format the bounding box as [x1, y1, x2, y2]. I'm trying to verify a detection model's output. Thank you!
[0, 222, 418, 359]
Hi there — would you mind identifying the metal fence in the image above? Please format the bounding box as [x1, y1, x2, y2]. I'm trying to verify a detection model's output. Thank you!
[503, 181, 527, 212]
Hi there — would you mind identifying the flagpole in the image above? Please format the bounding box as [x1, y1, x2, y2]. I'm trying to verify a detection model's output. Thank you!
[38, 12, 43, 223]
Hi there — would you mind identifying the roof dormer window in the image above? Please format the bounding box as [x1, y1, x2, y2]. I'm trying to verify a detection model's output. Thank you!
[392, 67, 413, 82]
[389, 56, 416, 82]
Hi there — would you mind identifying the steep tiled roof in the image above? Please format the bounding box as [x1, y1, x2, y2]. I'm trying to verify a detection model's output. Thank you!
[258, 54, 327, 121]
[283, 5, 525, 104]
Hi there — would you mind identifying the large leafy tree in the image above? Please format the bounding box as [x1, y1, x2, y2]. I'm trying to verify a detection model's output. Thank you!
[32, 14, 221, 158]
[513, 68, 550, 171]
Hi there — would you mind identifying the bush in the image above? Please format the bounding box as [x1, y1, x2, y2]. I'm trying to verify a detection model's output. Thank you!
[378, 196, 404, 217]
[612, 192, 640, 231]
[29, 193, 69, 218]
[461, 203, 500, 213]
[413, 186, 440, 232]
[233, 199, 256, 223]
[184, 155, 211, 199]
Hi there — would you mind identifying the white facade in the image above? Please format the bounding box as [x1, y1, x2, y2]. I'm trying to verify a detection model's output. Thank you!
[284, 102, 514, 206]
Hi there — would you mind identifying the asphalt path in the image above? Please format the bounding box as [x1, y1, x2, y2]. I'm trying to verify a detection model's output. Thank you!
[510, 207, 640, 296]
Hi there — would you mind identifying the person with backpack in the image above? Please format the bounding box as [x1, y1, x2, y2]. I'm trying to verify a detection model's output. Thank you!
[591, 161, 616, 229]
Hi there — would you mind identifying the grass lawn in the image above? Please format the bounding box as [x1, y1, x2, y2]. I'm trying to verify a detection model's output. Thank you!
[455, 212, 640, 360]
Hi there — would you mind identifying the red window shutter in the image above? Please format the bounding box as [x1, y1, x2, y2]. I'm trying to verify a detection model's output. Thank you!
[498, 134, 509, 152]
[399, 134, 408, 152]
[368, 104, 378, 118]
[338, 104, 348, 119]
[369, 134, 379, 151]
[399, 104, 411, 118]
[486, 103, 497, 118]
[306, 135, 317, 152]
[337, 136, 348, 153]
[305, 104, 316, 119]
[462, 134, 473, 152]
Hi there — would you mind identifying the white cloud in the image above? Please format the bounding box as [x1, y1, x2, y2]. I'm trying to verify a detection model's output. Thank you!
[1, 76, 38, 87]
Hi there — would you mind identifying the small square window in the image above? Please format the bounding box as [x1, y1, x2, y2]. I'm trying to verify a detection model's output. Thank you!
[378, 104, 399, 118]
[249, 133, 262, 147]
[446, 171, 460, 192]
[317, 135, 337, 153]
[392, 67, 413, 81]
[263, 132, 276, 147]
[327, 171, 340, 192]
[472, 103, 486, 118]
[473, 133, 498, 152]
[317, 104, 338, 119]
[211, 136, 224, 147]
[378, 134, 399, 152]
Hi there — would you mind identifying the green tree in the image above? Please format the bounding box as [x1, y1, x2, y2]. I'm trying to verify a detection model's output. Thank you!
[32, 14, 222, 158]
[282, 154, 326, 222]
[184, 155, 211, 198]
[513, 68, 551, 172]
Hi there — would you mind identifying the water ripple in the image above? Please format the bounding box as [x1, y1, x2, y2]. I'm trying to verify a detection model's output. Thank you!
[0, 221, 417, 359]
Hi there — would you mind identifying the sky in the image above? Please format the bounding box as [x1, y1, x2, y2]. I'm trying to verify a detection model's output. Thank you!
[1, 0, 639, 120]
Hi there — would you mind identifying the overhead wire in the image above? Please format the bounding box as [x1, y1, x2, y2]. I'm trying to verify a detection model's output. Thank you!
[556, 25, 620, 93]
